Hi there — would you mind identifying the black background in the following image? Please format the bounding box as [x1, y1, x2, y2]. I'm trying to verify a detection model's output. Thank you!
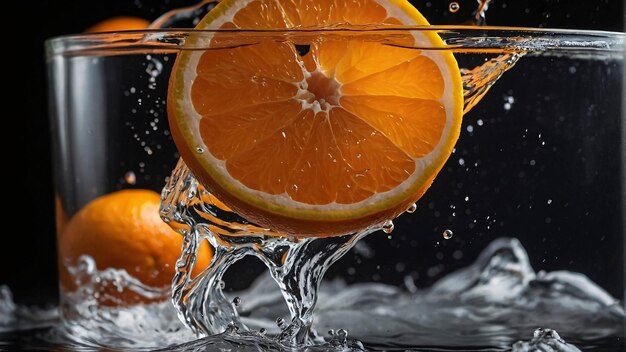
[8, 0, 625, 305]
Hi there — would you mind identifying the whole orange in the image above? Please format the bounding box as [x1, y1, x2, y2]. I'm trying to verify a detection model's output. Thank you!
[58, 189, 212, 303]
[85, 16, 150, 32]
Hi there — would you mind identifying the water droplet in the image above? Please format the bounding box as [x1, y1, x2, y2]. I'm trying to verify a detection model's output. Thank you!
[276, 317, 285, 327]
[124, 171, 137, 185]
[382, 220, 395, 234]
[218, 280, 225, 290]
[259, 328, 266, 335]
[443, 229, 453, 239]
[232, 296, 241, 307]
[406, 203, 417, 213]
[196, 147, 205, 154]
[449, 2, 460, 12]
[336, 328, 348, 339]
[292, 184, 299, 191]
[533, 327, 545, 338]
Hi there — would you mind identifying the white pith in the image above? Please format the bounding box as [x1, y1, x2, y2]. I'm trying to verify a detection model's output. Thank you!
[174, 0, 459, 214]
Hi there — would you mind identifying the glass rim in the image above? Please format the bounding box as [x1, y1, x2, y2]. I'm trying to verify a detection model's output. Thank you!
[45, 25, 626, 59]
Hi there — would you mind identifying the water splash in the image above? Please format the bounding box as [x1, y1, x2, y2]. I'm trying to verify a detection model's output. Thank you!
[512, 328, 582, 352]
[1, 237, 622, 350]
[52, 256, 194, 348]
[0, 286, 57, 333]
[457, 0, 522, 115]
[160, 160, 624, 349]
[473, 0, 493, 26]
[229, 238, 623, 349]
[462, 53, 523, 114]
[160, 159, 376, 347]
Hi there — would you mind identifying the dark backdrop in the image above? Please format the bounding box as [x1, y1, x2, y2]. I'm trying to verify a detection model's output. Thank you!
[9, 0, 625, 305]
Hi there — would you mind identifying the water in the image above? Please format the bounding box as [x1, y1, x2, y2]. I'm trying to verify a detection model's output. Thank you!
[40, 36, 626, 352]
[2, 237, 622, 350]
[160, 159, 372, 346]
[152, 31, 624, 350]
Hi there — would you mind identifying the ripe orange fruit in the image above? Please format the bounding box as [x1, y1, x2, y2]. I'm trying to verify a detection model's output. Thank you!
[168, 0, 463, 236]
[85, 16, 150, 33]
[58, 189, 212, 303]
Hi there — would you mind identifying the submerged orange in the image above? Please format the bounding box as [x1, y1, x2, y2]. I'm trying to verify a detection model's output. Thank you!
[168, 0, 463, 236]
[59, 190, 212, 302]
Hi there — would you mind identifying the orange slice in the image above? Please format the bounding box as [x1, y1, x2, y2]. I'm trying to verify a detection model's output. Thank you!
[168, 0, 463, 236]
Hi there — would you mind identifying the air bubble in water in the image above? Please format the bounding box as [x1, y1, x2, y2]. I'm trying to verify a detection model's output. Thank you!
[443, 229, 454, 239]
[124, 171, 137, 185]
[196, 147, 205, 154]
[232, 297, 241, 307]
[145, 57, 164, 90]
[406, 203, 417, 213]
[449, 2, 460, 12]
[382, 220, 394, 234]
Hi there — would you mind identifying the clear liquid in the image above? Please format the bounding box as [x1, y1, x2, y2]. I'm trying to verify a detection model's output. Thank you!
[38, 39, 626, 352]
[2, 236, 622, 350]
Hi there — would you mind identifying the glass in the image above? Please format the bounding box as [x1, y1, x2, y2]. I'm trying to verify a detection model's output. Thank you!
[46, 28, 625, 351]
